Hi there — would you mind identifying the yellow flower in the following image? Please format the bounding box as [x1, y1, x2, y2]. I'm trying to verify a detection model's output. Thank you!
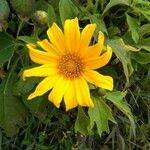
[23, 17, 113, 111]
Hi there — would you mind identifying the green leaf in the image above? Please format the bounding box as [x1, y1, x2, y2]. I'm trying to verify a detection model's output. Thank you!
[132, 0, 150, 21]
[59, 0, 79, 25]
[138, 38, 150, 52]
[13, 77, 41, 96]
[126, 14, 139, 43]
[139, 24, 150, 37]
[108, 26, 121, 38]
[0, 32, 17, 66]
[0, 0, 10, 21]
[0, 73, 26, 136]
[22, 95, 49, 120]
[47, 4, 56, 27]
[103, 0, 130, 15]
[105, 91, 135, 136]
[130, 51, 150, 64]
[88, 96, 116, 136]
[107, 38, 134, 84]
[75, 107, 90, 135]
[17, 36, 38, 44]
[134, 7, 150, 21]
[33, 0, 48, 11]
[142, 68, 150, 90]
[89, 14, 108, 37]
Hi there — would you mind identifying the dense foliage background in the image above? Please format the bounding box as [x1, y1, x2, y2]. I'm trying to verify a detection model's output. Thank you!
[0, 0, 150, 149]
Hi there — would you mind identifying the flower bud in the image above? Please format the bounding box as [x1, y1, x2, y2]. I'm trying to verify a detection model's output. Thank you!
[32, 10, 48, 27]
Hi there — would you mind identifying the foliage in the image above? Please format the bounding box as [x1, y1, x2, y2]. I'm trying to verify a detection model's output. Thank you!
[0, 0, 150, 149]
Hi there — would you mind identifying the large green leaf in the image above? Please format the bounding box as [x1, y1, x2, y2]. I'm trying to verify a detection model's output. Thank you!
[59, 0, 79, 25]
[105, 91, 135, 136]
[0, 72, 26, 136]
[88, 96, 116, 136]
[103, 0, 130, 15]
[0, 32, 17, 66]
[126, 14, 140, 43]
[75, 107, 90, 135]
[107, 38, 134, 84]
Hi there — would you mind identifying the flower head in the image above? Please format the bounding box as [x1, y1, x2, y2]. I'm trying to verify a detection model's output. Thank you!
[23, 17, 113, 111]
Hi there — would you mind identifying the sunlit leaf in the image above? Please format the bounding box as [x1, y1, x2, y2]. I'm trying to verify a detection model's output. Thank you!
[126, 14, 140, 43]
[107, 38, 134, 84]
[105, 91, 135, 136]
[88, 96, 116, 136]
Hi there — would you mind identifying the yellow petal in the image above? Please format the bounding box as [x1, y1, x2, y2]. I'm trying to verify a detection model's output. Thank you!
[84, 31, 104, 58]
[37, 39, 59, 55]
[28, 75, 58, 100]
[64, 81, 78, 111]
[47, 23, 65, 54]
[84, 43, 100, 59]
[80, 24, 96, 54]
[85, 45, 112, 69]
[74, 77, 94, 107]
[27, 44, 57, 65]
[48, 77, 70, 108]
[64, 17, 80, 53]
[23, 65, 57, 80]
[83, 69, 113, 91]
[98, 31, 104, 55]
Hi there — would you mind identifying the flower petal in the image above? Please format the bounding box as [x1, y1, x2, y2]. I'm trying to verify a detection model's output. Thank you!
[85, 45, 112, 69]
[47, 23, 65, 54]
[27, 44, 57, 65]
[48, 77, 70, 108]
[80, 24, 96, 54]
[64, 17, 80, 53]
[64, 81, 78, 111]
[97, 31, 104, 55]
[84, 32, 104, 58]
[74, 77, 94, 107]
[28, 75, 58, 100]
[23, 65, 57, 80]
[83, 69, 113, 91]
[37, 39, 59, 55]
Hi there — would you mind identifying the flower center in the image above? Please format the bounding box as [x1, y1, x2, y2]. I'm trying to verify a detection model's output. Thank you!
[57, 53, 85, 79]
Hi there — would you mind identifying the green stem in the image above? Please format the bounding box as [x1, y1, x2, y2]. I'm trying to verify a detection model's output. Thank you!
[16, 19, 24, 38]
